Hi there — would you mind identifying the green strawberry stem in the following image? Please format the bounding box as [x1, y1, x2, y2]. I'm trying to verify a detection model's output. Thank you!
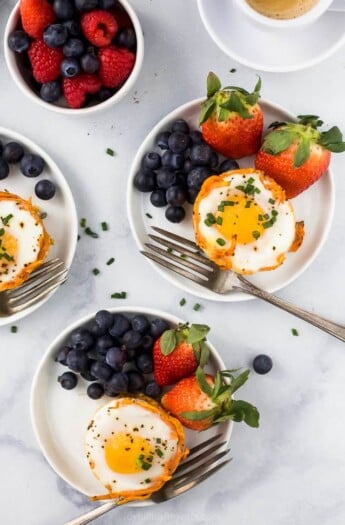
[160, 323, 210, 366]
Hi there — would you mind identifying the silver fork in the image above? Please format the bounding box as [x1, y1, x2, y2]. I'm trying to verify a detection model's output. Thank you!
[64, 434, 231, 525]
[0, 258, 68, 315]
[142, 226, 345, 343]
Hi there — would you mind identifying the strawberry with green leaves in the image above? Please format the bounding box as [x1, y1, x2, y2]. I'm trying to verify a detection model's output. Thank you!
[200, 72, 264, 159]
[162, 367, 259, 431]
[255, 115, 345, 198]
[153, 324, 210, 387]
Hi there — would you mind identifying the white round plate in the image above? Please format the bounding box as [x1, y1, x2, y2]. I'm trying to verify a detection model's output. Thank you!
[197, 0, 345, 73]
[0, 127, 77, 325]
[30, 307, 232, 505]
[127, 98, 334, 302]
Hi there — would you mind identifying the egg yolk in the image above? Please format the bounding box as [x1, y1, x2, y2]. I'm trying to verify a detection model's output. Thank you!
[217, 195, 265, 244]
[0, 231, 18, 271]
[104, 433, 154, 475]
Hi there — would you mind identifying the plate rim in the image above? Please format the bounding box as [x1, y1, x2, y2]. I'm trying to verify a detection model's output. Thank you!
[0, 125, 78, 325]
[126, 97, 335, 303]
[197, 0, 345, 73]
[30, 305, 233, 505]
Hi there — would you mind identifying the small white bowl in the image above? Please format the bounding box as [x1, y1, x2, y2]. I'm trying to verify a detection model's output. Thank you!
[4, 0, 144, 115]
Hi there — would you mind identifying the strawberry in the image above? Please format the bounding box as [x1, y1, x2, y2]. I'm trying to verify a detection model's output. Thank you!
[63, 74, 101, 109]
[162, 367, 259, 431]
[153, 323, 210, 386]
[200, 72, 263, 159]
[98, 46, 135, 89]
[255, 115, 345, 198]
[81, 10, 118, 47]
[20, 0, 55, 39]
[28, 39, 63, 83]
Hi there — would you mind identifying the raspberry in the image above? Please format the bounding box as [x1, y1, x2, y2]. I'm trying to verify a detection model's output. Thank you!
[20, 0, 56, 39]
[81, 10, 118, 47]
[63, 74, 101, 108]
[28, 39, 63, 83]
[98, 46, 135, 89]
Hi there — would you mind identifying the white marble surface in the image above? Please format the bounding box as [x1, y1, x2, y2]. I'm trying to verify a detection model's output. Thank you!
[1, 1, 345, 524]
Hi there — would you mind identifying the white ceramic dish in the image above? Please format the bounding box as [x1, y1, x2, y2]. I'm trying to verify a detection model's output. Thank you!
[0, 126, 77, 325]
[30, 306, 232, 505]
[4, 0, 144, 115]
[127, 98, 334, 302]
[197, 0, 345, 73]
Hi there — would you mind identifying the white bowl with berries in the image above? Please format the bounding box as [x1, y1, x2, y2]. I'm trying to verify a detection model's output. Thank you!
[4, 0, 144, 114]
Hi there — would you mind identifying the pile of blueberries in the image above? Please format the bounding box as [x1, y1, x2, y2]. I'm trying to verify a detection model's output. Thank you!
[134, 119, 239, 223]
[0, 139, 56, 200]
[56, 310, 169, 400]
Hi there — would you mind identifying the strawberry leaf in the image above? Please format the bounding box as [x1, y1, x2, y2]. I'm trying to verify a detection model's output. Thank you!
[294, 137, 310, 167]
[222, 86, 250, 95]
[218, 107, 230, 122]
[199, 99, 216, 125]
[199, 341, 210, 367]
[187, 324, 210, 344]
[160, 329, 177, 355]
[228, 400, 260, 428]
[220, 93, 252, 119]
[297, 114, 323, 128]
[192, 342, 201, 362]
[196, 366, 213, 397]
[207, 72, 221, 97]
[325, 143, 345, 153]
[268, 120, 286, 129]
[180, 408, 216, 421]
[228, 369, 250, 394]
[319, 126, 345, 152]
[262, 129, 294, 155]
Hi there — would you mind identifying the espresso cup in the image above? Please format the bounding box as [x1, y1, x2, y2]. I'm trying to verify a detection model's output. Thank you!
[233, 0, 336, 29]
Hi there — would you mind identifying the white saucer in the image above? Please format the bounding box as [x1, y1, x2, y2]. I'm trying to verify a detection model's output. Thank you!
[197, 0, 345, 72]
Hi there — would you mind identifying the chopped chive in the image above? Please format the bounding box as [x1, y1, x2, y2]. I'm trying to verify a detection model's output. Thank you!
[291, 328, 299, 336]
[155, 448, 164, 458]
[101, 222, 109, 231]
[179, 298, 186, 306]
[204, 219, 213, 227]
[258, 214, 263, 221]
[245, 200, 252, 208]
[230, 68, 237, 73]
[262, 220, 273, 229]
[40, 212, 47, 219]
[106, 257, 115, 265]
[193, 303, 201, 311]
[252, 231, 260, 240]
[269, 198, 275, 204]
[180, 254, 187, 259]
[235, 185, 245, 192]
[80, 218, 87, 228]
[271, 210, 278, 217]
[141, 462, 152, 471]
[11, 326, 17, 333]
[0, 228, 4, 237]
[111, 291, 127, 299]
[92, 268, 100, 275]
[255, 188, 261, 193]
[106, 148, 115, 156]
[1, 214, 13, 226]
[166, 247, 173, 253]
[146, 213, 153, 219]
[216, 238, 226, 246]
[264, 214, 269, 220]
[247, 177, 255, 184]
[216, 216, 223, 225]
[223, 200, 235, 206]
[77, 234, 81, 241]
[144, 478, 151, 483]
[218, 205, 224, 212]
[85, 227, 99, 238]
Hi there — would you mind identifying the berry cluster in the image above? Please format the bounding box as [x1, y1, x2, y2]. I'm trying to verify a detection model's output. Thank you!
[9, 0, 136, 108]
[0, 138, 56, 200]
[134, 119, 239, 223]
[56, 310, 168, 400]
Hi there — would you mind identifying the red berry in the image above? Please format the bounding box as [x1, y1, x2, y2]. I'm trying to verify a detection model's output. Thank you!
[81, 10, 118, 47]
[28, 39, 63, 83]
[20, 0, 56, 39]
[63, 74, 101, 109]
[98, 46, 135, 89]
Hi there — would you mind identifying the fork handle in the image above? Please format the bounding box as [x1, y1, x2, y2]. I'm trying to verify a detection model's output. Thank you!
[64, 501, 120, 525]
[237, 278, 345, 342]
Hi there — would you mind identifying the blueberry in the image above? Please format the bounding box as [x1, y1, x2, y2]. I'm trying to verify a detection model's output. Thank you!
[165, 205, 185, 223]
[105, 372, 129, 395]
[171, 119, 189, 134]
[161, 150, 173, 168]
[63, 19, 81, 36]
[95, 334, 115, 354]
[114, 28, 136, 50]
[145, 380, 161, 398]
[253, 354, 273, 375]
[90, 360, 113, 381]
[3, 142, 24, 163]
[163, 151, 184, 170]
[131, 315, 150, 334]
[210, 151, 219, 169]
[156, 131, 171, 150]
[175, 172, 187, 186]
[157, 169, 177, 189]
[96, 88, 114, 102]
[150, 189, 167, 208]
[168, 132, 190, 153]
[141, 334, 154, 352]
[0, 141, 2, 156]
[8, 30, 30, 53]
[66, 349, 89, 372]
[109, 314, 131, 338]
[136, 353, 153, 374]
[43, 23, 68, 47]
[81, 369, 96, 381]
[187, 187, 199, 204]
[70, 328, 94, 351]
[0, 159, 9, 180]
[99, 0, 116, 8]
[187, 167, 211, 189]
[106, 347, 127, 371]
[127, 371, 145, 392]
[189, 130, 204, 145]
[143, 152, 161, 170]
[122, 330, 142, 350]
[88, 320, 107, 337]
[166, 185, 187, 206]
[87, 382, 104, 399]
[95, 310, 113, 331]
[55, 345, 71, 365]
[20, 154, 44, 177]
[80, 53, 99, 73]
[219, 159, 240, 172]
[133, 168, 156, 192]
[40, 80, 62, 102]
[61, 57, 80, 77]
[54, 0, 75, 19]
[35, 180, 56, 200]
[75, 0, 98, 10]
[182, 159, 193, 175]
[150, 318, 169, 338]
[190, 144, 213, 166]
[58, 371, 77, 390]
[63, 38, 84, 57]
